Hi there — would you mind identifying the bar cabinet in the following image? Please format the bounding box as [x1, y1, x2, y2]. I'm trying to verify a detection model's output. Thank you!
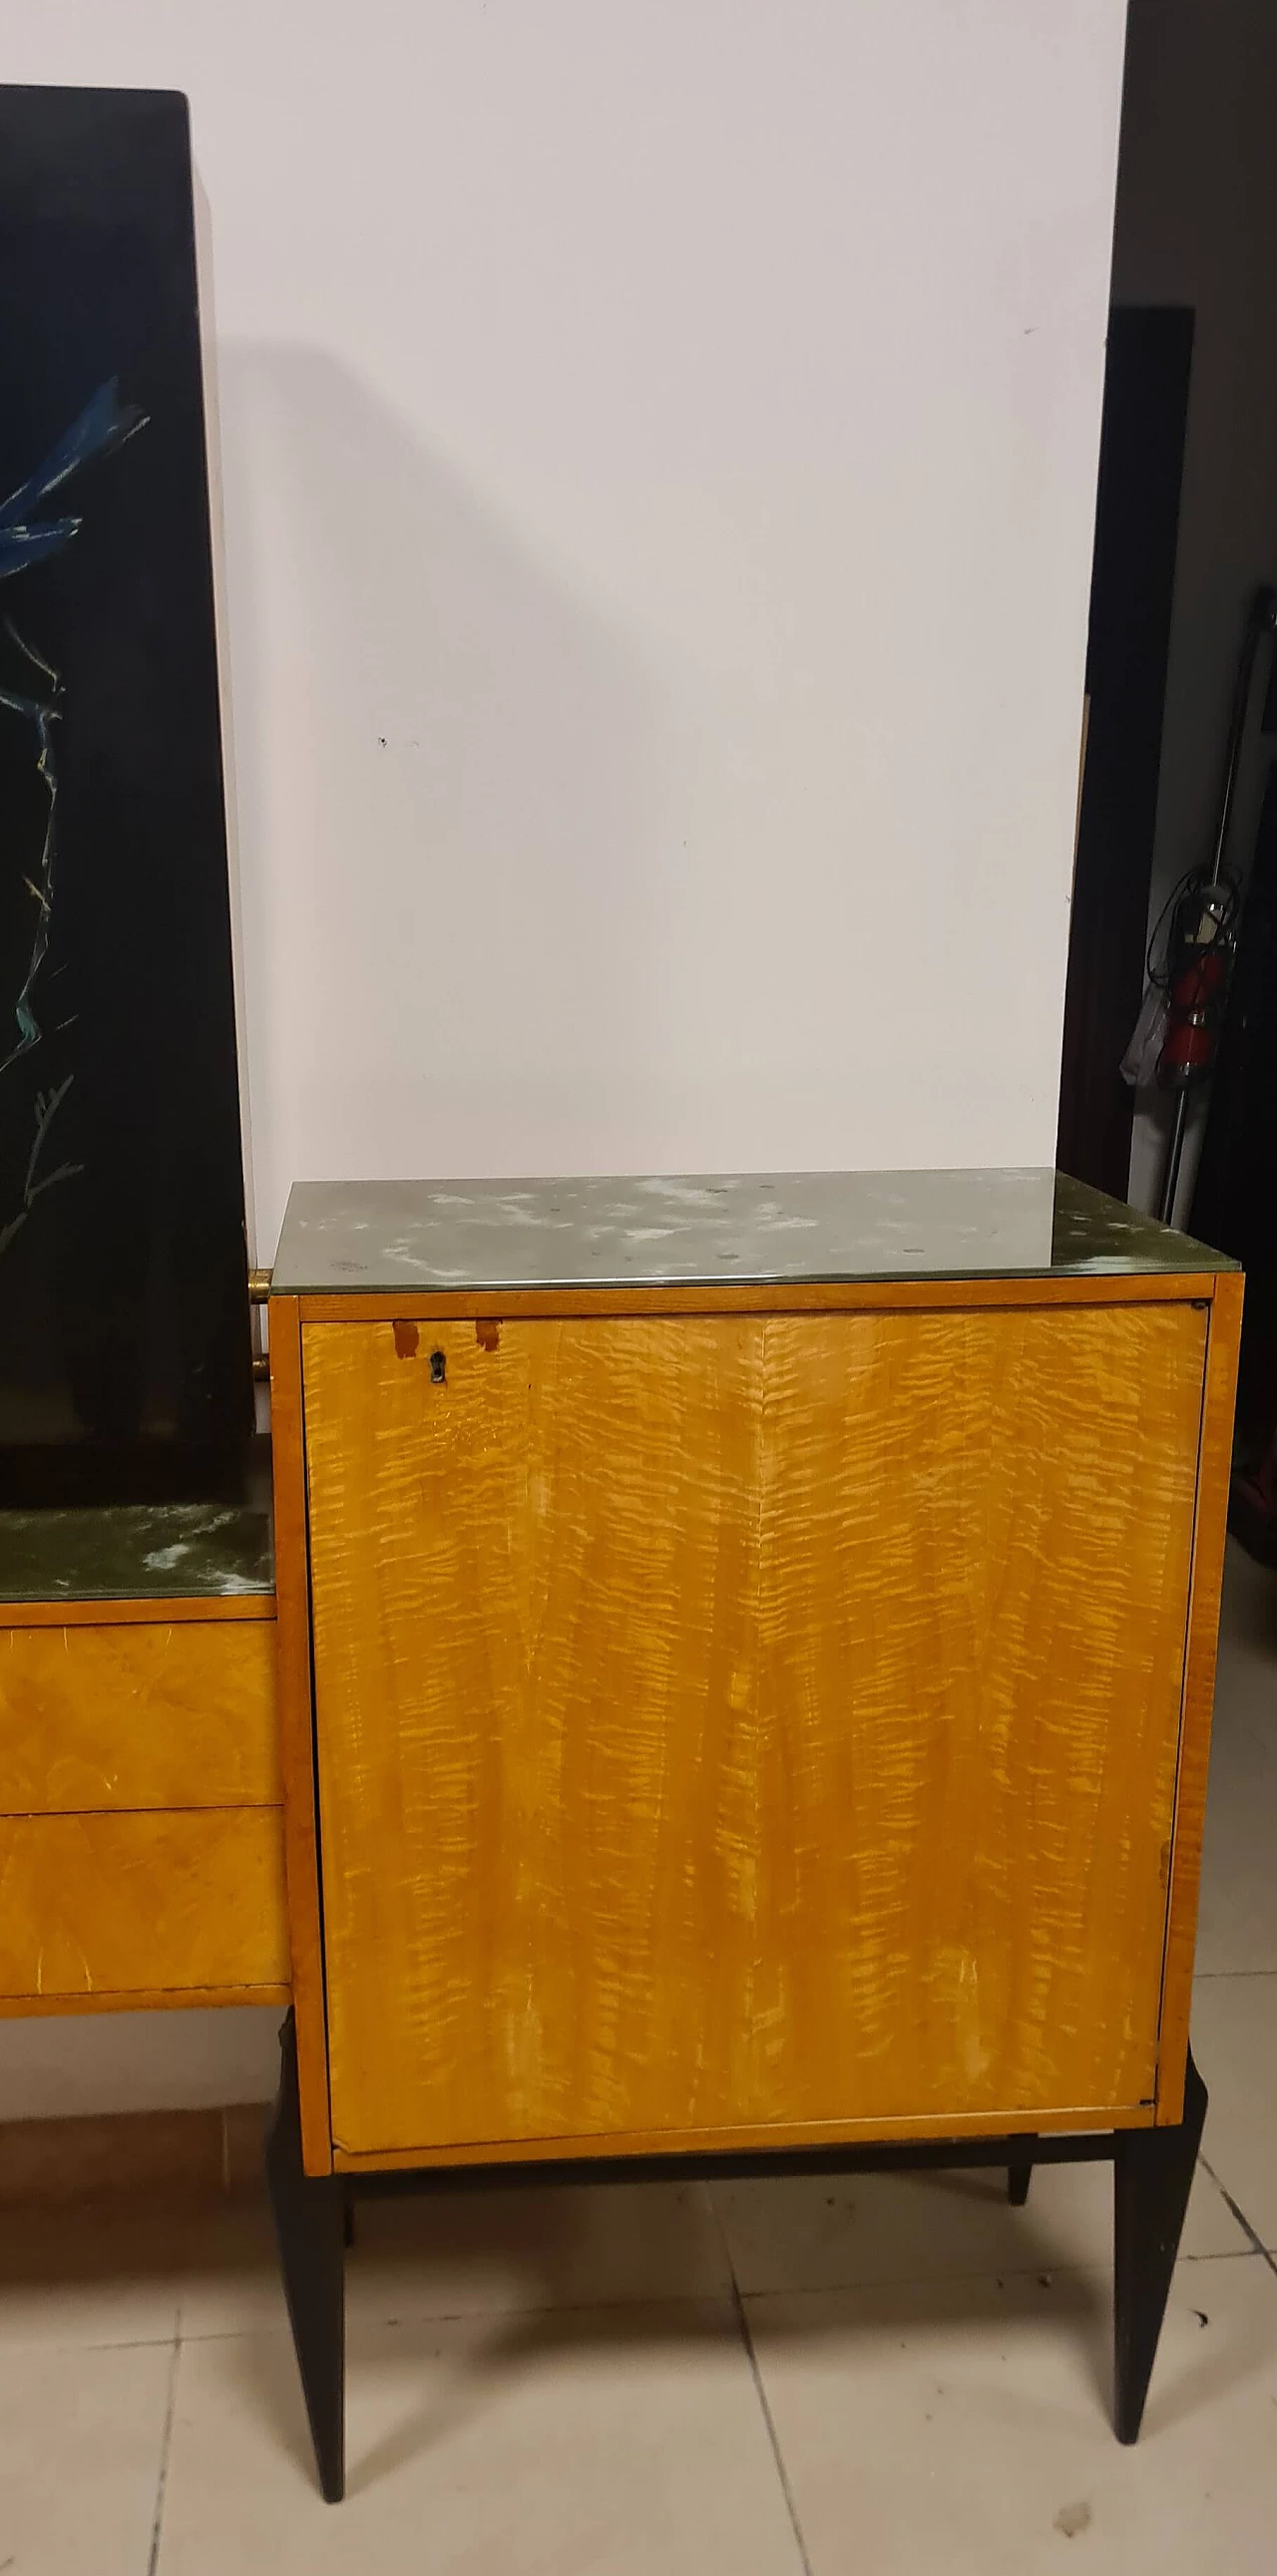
[264, 1169, 1240, 2497]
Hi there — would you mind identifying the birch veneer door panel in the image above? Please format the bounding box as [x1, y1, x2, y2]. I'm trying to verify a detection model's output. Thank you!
[301, 1302, 1206, 2160]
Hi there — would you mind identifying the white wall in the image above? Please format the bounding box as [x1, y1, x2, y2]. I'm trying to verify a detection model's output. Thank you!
[0, 1, 1126, 2112]
[1112, 0, 1277, 1217]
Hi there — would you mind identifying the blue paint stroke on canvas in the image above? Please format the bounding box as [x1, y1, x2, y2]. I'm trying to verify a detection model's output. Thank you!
[0, 379, 145, 581]
[0, 379, 147, 1258]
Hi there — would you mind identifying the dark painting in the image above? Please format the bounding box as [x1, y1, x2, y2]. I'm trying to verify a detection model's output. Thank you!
[1057, 307, 1194, 1199]
[0, 88, 252, 1501]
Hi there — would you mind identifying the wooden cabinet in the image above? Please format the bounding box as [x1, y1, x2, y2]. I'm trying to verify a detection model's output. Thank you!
[268, 1173, 1241, 2179]
[0, 1493, 289, 2014]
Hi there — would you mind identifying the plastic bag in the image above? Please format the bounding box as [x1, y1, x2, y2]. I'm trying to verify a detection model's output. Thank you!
[1120, 983, 1169, 1089]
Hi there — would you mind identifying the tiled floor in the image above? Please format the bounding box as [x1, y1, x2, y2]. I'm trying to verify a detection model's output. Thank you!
[3, 1546, 1276, 2571]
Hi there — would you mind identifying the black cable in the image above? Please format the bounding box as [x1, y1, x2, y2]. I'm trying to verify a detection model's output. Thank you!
[1145, 865, 1241, 992]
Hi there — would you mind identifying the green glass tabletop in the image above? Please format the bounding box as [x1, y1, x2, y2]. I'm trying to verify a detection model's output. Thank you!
[271, 1169, 1234, 1297]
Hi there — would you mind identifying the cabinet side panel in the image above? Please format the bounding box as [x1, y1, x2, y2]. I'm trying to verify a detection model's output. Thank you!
[269, 1295, 330, 2170]
[1155, 1272, 1244, 2121]
[304, 1304, 1204, 2158]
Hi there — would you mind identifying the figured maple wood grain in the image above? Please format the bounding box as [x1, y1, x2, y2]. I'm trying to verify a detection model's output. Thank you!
[0, 1810, 289, 2003]
[302, 1304, 1207, 2162]
[0, 1621, 280, 1814]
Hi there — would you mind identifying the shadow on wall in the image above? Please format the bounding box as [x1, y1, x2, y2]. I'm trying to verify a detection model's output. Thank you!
[216, 345, 678, 1234]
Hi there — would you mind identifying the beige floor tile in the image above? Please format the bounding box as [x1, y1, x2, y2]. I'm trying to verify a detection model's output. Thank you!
[1197, 1545, 1277, 1976]
[748, 2249, 1277, 2575]
[0, 2337, 173, 2573]
[173, 2203, 289, 2339]
[1191, 1973, 1277, 2246]
[176, 2176, 730, 2340]
[159, 2302, 805, 2573]
[0, 2205, 184, 2351]
[713, 2150, 1247, 2294]
[345, 2174, 732, 2323]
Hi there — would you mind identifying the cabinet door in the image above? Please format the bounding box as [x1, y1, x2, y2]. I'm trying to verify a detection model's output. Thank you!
[301, 1302, 1206, 2160]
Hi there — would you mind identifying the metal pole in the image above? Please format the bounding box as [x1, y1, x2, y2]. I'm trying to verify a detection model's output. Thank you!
[1158, 1089, 1189, 1227]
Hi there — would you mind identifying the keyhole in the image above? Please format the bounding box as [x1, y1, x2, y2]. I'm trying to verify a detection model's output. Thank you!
[430, 1348, 447, 1384]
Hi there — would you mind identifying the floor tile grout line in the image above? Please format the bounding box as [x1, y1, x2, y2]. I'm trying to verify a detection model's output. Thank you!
[1194, 1967, 1277, 1979]
[706, 2187, 814, 2576]
[729, 2278, 815, 2576]
[1198, 2156, 1277, 2280]
[146, 2327, 181, 2576]
[0, 2334, 185, 2355]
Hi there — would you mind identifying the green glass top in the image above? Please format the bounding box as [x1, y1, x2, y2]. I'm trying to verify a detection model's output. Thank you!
[271, 1169, 1234, 1296]
[0, 1481, 274, 1609]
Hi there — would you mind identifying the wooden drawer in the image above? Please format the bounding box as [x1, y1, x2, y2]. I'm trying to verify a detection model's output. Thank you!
[0, 1810, 289, 2007]
[0, 1619, 279, 1813]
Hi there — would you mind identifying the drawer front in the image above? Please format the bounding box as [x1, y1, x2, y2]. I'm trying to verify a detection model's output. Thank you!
[303, 1301, 1207, 2161]
[0, 1620, 279, 1813]
[0, 1810, 289, 2003]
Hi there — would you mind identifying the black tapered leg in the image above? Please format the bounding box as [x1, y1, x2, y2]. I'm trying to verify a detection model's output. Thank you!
[342, 2187, 356, 2250]
[264, 2013, 345, 2501]
[1112, 2047, 1208, 2443]
[1007, 2157, 1033, 2207]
